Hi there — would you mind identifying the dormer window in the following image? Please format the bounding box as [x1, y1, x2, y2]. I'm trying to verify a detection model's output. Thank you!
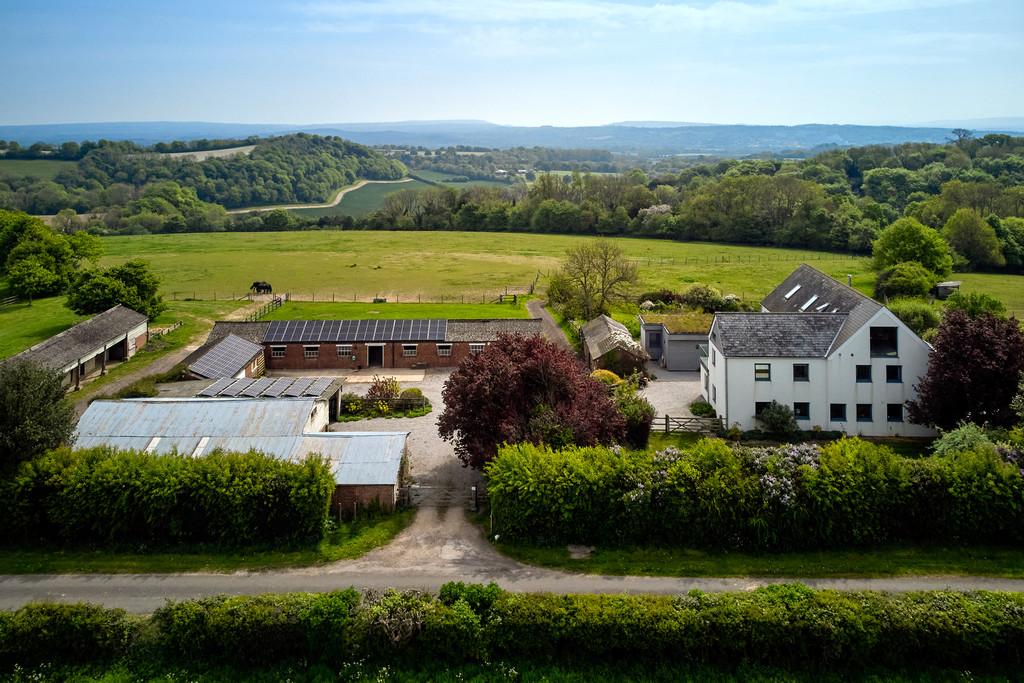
[870, 327, 898, 357]
[784, 284, 801, 300]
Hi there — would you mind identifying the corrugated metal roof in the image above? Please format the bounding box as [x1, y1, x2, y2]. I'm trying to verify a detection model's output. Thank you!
[75, 399, 406, 486]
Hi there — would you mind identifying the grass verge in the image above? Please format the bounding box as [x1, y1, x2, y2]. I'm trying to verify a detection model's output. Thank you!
[492, 540, 1024, 579]
[0, 509, 414, 574]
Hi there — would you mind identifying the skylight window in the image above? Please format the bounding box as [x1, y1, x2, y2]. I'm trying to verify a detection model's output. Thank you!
[784, 284, 802, 299]
[800, 295, 819, 311]
[815, 303, 830, 311]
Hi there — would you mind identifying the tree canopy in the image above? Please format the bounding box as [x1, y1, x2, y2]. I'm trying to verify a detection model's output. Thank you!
[0, 360, 75, 472]
[437, 334, 624, 469]
[872, 217, 953, 277]
[66, 259, 165, 319]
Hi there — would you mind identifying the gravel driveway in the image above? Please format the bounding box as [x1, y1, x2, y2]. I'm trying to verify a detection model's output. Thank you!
[640, 361, 703, 417]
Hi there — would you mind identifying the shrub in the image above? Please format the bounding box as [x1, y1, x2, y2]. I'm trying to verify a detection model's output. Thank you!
[339, 391, 364, 415]
[366, 375, 400, 402]
[757, 400, 798, 437]
[874, 261, 938, 299]
[679, 283, 724, 312]
[2, 447, 333, 547]
[485, 437, 1024, 550]
[932, 422, 997, 456]
[944, 291, 1007, 318]
[590, 368, 622, 386]
[689, 398, 716, 417]
[0, 602, 137, 665]
[614, 380, 656, 449]
[399, 387, 423, 400]
[887, 297, 941, 336]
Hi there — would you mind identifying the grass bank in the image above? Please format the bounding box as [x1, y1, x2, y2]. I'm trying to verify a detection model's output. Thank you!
[0, 297, 84, 359]
[0, 509, 414, 574]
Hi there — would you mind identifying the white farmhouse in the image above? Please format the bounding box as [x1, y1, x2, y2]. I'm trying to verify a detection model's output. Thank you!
[699, 264, 934, 437]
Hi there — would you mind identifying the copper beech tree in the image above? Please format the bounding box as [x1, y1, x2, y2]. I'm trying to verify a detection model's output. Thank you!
[438, 333, 625, 469]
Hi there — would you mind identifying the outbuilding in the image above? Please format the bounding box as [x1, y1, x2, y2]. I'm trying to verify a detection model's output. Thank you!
[580, 314, 648, 376]
[639, 312, 714, 371]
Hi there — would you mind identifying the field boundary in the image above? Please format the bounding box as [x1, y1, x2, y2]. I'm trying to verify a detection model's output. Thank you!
[226, 178, 413, 214]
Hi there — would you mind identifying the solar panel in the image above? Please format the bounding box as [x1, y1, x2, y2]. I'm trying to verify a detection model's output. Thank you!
[307, 377, 333, 396]
[283, 377, 314, 397]
[241, 377, 275, 397]
[198, 377, 235, 397]
[188, 335, 263, 379]
[265, 319, 448, 343]
[263, 378, 292, 397]
[220, 377, 252, 397]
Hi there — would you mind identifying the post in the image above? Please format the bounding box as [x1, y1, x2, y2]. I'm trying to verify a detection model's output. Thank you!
[664, 415, 669, 433]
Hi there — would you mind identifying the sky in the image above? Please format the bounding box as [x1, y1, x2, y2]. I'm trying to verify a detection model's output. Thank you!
[1, 0, 1021, 127]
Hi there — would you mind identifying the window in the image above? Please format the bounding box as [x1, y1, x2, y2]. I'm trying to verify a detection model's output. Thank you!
[886, 365, 903, 383]
[856, 403, 873, 422]
[402, 344, 417, 357]
[469, 343, 485, 354]
[437, 344, 452, 357]
[711, 348, 716, 366]
[830, 403, 847, 421]
[303, 345, 319, 359]
[271, 346, 286, 359]
[856, 365, 871, 383]
[887, 404, 904, 422]
[755, 401, 770, 417]
[793, 363, 809, 382]
[870, 326, 898, 357]
[703, 371, 709, 391]
[712, 385, 717, 403]
[647, 331, 662, 349]
[783, 284, 801, 299]
[337, 344, 353, 356]
[793, 402, 810, 420]
[754, 363, 771, 381]
[799, 294, 819, 311]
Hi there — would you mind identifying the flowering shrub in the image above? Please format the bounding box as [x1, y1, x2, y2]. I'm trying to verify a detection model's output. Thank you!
[486, 437, 1024, 550]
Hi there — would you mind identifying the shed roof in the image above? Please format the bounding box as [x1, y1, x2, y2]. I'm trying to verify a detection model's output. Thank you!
[444, 318, 544, 342]
[187, 334, 264, 379]
[711, 312, 846, 357]
[6, 305, 147, 371]
[581, 315, 646, 360]
[639, 312, 714, 335]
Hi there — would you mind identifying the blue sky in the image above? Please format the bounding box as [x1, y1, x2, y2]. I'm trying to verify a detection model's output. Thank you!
[1, 0, 1021, 126]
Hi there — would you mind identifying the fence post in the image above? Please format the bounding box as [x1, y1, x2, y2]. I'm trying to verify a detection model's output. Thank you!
[664, 415, 669, 433]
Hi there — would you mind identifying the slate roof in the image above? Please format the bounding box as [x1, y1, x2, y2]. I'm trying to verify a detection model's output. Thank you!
[581, 315, 646, 360]
[5, 305, 147, 371]
[760, 264, 883, 353]
[187, 334, 264, 379]
[711, 313, 847, 357]
[444, 318, 544, 342]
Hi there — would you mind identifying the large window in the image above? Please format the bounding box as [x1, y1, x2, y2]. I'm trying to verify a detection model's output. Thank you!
[856, 403, 873, 422]
[887, 404, 904, 422]
[755, 401, 770, 417]
[271, 346, 286, 359]
[754, 363, 771, 381]
[437, 344, 452, 357]
[402, 344, 417, 357]
[886, 365, 903, 383]
[870, 326, 898, 357]
[469, 343, 485, 354]
[337, 344, 353, 356]
[830, 403, 847, 421]
[303, 345, 319, 359]
[793, 402, 810, 420]
[856, 365, 871, 383]
[793, 364, 809, 382]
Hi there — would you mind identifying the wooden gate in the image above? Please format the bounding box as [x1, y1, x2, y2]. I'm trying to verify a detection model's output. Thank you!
[661, 415, 725, 435]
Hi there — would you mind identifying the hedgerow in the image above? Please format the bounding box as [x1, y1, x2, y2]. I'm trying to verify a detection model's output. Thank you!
[3, 586, 1024, 671]
[485, 438, 1024, 549]
[1, 447, 333, 547]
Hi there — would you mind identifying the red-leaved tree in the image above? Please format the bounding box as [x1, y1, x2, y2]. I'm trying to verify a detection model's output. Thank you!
[438, 333, 625, 469]
[908, 310, 1024, 429]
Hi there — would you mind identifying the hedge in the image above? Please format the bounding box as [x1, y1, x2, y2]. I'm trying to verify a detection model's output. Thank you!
[1, 447, 334, 547]
[3, 585, 1024, 671]
[485, 437, 1024, 550]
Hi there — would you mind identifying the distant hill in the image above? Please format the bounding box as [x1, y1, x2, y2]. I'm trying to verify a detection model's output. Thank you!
[3, 120, 1024, 155]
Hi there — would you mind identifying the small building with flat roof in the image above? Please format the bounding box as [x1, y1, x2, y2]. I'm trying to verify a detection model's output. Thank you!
[639, 312, 714, 372]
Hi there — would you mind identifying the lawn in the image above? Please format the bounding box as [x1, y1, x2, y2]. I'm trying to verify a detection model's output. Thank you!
[292, 179, 432, 218]
[263, 300, 530, 321]
[0, 158, 77, 180]
[0, 509, 414, 574]
[494, 541, 1024, 579]
[90, 231, 1024, 312]
[0, 297, 85, 359]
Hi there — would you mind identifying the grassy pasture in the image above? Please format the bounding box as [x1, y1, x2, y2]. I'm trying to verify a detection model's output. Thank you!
[263, 300, 530, 320]
[0, 158, 77, 179]
[0, 297, 85, 359]
[94, 231, 1024, 314]
[412, 169, 512, 188]
[292, 179, 432, 218]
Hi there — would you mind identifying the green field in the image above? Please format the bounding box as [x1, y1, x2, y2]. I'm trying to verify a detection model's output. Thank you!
[93, 231, 1024, 315]
[412, 169, 512, 188]
[292, 179, 432, 218]
[0, 158, 77, 180]
[264, 300, 530, 320]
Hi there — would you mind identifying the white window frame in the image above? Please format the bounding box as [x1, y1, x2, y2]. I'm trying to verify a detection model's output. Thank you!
[469, 343, 486, 354]
[271, 345, 286, 359]
[402, 344, 417, 357]
[337, 344, 353, 356]
[303, 345, 319, 359]
[437, 344, 452, 357]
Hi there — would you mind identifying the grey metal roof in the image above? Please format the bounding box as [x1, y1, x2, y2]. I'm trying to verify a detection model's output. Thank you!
[195, 376, 342, 399]
[5, 305, 147, 370]
[581, 315, 646, 360]
[74, 399, 407, 486]
[760, 264, 882, 354]
[443, 318, 544, 342]
[265, 319, 447, 343]
[186, 334, 264, 379]
[712, 313, 847, 357]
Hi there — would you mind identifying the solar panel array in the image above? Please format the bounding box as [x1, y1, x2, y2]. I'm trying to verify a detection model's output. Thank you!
[196, 376, 338, 399]
[187, 334, 264, 379]
[264, 319, 447, 343]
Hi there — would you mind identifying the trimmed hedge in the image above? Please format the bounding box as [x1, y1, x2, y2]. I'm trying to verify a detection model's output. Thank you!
[3, 586, 1024, 671]
[1, 447, 334, 547]
[486, 438, 1024, 550]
